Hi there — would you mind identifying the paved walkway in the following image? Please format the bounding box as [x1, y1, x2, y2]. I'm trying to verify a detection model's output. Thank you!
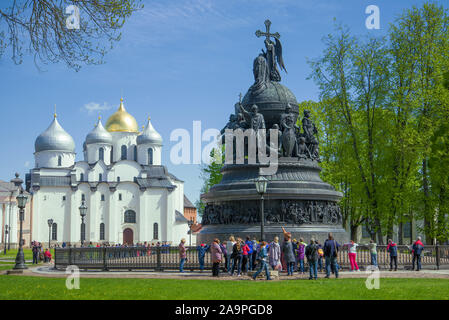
[2, 264, 448, 280]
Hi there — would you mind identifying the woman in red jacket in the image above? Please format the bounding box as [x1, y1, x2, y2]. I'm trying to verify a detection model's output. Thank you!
[241, 239, 251, 275]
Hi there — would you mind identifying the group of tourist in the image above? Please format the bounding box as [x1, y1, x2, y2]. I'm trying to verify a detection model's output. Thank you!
[31, 241, 52, 264]
[178, 234, 427, 279]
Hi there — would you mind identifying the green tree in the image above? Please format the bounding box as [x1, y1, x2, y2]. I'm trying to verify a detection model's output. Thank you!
[0, 0, 143, 70]
[196, 148, 223, 218]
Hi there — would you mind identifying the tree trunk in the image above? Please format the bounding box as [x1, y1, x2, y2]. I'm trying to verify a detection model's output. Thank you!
[423, 159, 434, 244]
[398, 222, 403, 245]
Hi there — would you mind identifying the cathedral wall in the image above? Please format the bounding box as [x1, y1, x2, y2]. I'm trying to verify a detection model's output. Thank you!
[35, 151, 75, 168]
[116, 182, 140, 243]
[110, 132, 138, 162]
[86, 144, 112, 165]
[87, 162, 108, 182]
[110, 161, 141, 182]
[32, 187, 71, 244]
[137, 144, 162, 166]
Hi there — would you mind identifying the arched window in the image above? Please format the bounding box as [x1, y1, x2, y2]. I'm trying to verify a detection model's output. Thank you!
[80, 223, 86, 242]
[153, 223, 159, 240]
[124, 210, 136, 223]
[148, 148, 154, 165]
[100, 223, 105, 240]
[80, 173, 84, 182]
[133, 145, 138, 161]
[99, 148, 104, 161]
[110, 146, 114, 162]
[121, 145, 127, 160]
[58, 156, 62, 167]
[99, 173, 103, 182]
[52, 223, 57, 240]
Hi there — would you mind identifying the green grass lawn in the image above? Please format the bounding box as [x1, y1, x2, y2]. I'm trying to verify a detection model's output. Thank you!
[1, 248, 34, 261]
[1, 248, 55, 261]
[0, 276, 448, 300]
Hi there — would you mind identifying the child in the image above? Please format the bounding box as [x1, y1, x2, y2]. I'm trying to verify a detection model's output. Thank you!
[344, 240, 360, 272]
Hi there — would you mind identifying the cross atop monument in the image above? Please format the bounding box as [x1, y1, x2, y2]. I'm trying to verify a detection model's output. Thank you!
[255, 19, 280, 41]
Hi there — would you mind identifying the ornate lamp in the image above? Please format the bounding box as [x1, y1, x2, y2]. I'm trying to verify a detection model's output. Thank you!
[47, 218, 54, 249]
[255, 176, 268, 195]
[12, 173, 28, 271]
[188, 219, 194, 246]
[79, 201, 88, 246]
[254, 176, 268, 241]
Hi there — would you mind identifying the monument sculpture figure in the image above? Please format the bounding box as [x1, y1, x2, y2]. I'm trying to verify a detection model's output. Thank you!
[199, 20, 348, 244]
[280, 104, 298, 157]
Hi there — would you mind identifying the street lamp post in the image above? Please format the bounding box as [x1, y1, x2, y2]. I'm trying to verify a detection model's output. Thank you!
[3, 225, 7, 255]
[254, 176, 268, 241]
[188, 219, 194, 246]
[11, 173, 28, 271]
[47, 219, 54, 249]
[79, 201, 87, 247]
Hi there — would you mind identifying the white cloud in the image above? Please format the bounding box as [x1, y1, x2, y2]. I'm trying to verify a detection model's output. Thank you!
[82, 102, 112, 115]
[24, 161, 31, 168]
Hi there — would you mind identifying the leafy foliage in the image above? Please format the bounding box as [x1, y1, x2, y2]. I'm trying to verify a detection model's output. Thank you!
[0, 0, 143, 70]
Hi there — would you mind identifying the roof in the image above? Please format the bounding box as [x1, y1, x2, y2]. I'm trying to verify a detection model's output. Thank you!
[184, 195, 196, 208]
[0, 180, 16, 193]
[175, 210, 189, 223]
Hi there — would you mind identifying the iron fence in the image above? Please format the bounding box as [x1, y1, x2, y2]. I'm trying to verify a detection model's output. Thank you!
[54, 244, 449, 271]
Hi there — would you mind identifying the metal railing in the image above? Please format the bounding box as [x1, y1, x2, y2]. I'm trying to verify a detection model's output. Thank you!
[54, 245, 449, 271]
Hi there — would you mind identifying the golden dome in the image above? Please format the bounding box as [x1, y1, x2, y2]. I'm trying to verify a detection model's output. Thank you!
[105, 98, 139, 133]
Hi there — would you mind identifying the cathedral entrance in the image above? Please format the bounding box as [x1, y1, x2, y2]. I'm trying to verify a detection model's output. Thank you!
[123, 228, 133, 245]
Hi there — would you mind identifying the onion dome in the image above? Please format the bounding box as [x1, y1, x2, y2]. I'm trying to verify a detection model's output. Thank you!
[105, 98, 139, 133]
[86, 117, 113, 145]
[35, 114, 76, 153]
[137, 117, 163, 146]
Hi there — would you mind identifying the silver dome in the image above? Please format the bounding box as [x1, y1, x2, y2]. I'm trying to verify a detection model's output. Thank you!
[137, 118, 163, 146]
[35, 116, 76, 153]
[86, 118, 113, 145]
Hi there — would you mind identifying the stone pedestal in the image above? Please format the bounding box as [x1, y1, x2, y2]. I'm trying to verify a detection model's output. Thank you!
[198, 159, 349, 245]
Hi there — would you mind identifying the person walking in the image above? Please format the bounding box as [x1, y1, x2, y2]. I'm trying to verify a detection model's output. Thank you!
[230, 238, 243, 276]
[305, 238, 319, 280]
[241, 240, 250, 274]
[197, 243, 210, 272]
[32, 242, 39, 265]
[315, 240, 324, 272]
[344, 240, 360, 272]
[225, 236, 236, 273]
[251, 237, 258, 270]
[179, 238, 187, 273]
[296, 238, 307, 274]
[268, 236, 281, 270]
[282, 232, 296, 276]
[219, 241, 227, 272]
[252, 241, 272, 281]
[367, 240, 378, 267]
[412, 236, 424, 271]
[323, 233, 340, 278]
[211, 239, 222, 277]
[245, 236, 254, 271]
[387, 239, 398, 271]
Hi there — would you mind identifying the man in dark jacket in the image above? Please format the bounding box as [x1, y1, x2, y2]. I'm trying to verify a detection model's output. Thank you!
[387, 239, 398, 271]
[323, 233, 340, 278]
[412, 237, 424, 271]
[305, 238, 319, 280]
[282, 234, 296, 276]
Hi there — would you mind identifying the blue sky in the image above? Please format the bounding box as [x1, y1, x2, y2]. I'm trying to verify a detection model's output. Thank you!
[0, 0, 445, 204]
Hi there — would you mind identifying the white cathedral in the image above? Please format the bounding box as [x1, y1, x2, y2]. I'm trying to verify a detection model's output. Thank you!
[26, 99, 192, 246]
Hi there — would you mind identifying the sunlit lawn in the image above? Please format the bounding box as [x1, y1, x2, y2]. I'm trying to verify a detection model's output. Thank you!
[0, 276, 448, 300]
